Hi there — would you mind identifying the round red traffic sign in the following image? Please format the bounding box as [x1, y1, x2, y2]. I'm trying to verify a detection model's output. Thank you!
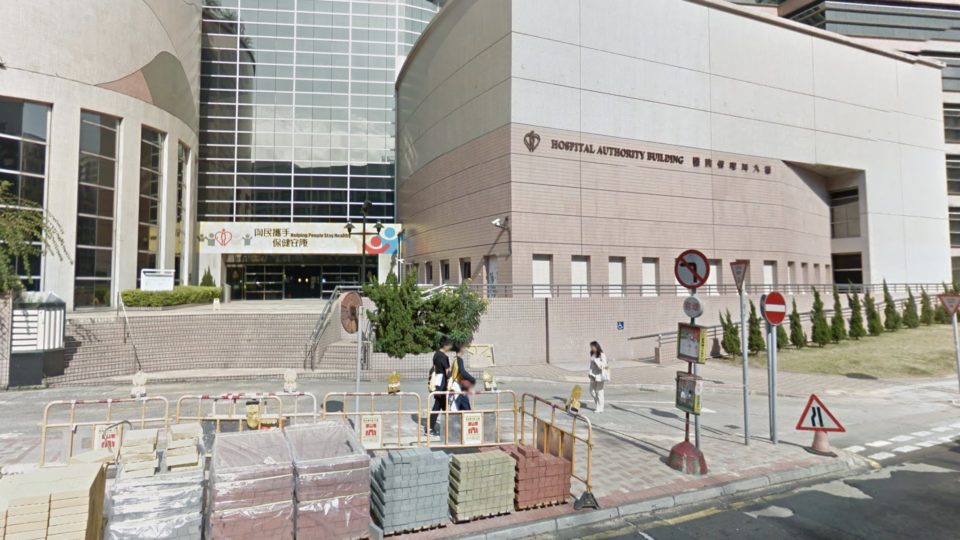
[674, 249, 711, 290]
[761, 291, 787, 326]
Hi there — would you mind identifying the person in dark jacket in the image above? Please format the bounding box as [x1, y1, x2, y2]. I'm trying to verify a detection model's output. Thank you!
[427, 337, 452, 436]
[448, 342, 476, 411]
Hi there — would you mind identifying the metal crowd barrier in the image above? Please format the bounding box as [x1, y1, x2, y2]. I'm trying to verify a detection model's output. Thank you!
[519, 393, 596, 507]
[39, 396, 170, 466]
[426, 390, 518, 448]
[321, 391, 423, 450]
[174, 393, 286, 434]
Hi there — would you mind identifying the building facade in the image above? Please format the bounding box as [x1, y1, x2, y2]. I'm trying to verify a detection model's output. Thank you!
[0, 0, 202, 310]
[396, 0, 951, 294]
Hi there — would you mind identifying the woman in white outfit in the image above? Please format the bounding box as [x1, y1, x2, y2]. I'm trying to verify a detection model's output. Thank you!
[588, 341, 608, 413]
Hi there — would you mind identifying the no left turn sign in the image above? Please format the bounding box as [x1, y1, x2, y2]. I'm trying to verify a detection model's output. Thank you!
[674, 250, 711, 290]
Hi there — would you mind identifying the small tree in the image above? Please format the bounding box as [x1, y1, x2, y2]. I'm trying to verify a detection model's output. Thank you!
[200, 268, 216, 287]
[421, 281, 488, 348]
[776, 323, 789, 350]
[935, 283, 950, 324]
[865, 291, 884, 336]
[848, 292, 867, 339]
[748, 300, 765, 354]
[364, 272, 432, 357]
[882, 280, 901, 331]
[830, 285, 847, 343]
[789, 299, 807, 349]
[902, 287, 920, 329]
[0, 181, 69, 294]
[810, 288, 831, 347]
[920, 287, 934, 326]
[720, 310, 741, 356]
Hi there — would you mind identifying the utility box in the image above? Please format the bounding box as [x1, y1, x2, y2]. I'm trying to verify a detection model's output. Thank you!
[10, 291, 66, 386]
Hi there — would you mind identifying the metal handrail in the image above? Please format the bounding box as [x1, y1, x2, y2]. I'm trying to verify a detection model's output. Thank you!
[304, 285, 360, 369]
[116, 292, 143, 372]
[463, 282, 945, 298]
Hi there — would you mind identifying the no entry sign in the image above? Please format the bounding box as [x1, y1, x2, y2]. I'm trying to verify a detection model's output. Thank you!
[761, 292, 786, 326]
[674, 250, 711, 290]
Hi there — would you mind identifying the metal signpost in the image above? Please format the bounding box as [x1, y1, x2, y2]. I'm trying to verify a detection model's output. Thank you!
[730, 260, 750, 445]
[760, 291, 786, 444]
[667, 250, 710, 476]
[937, 294, 960, 393]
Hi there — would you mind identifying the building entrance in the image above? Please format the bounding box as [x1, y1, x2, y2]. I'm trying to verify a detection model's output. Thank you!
[224, 255, 366, 300]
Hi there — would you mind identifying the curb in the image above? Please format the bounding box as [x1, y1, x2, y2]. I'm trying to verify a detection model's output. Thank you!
[460, 453, 872, 540]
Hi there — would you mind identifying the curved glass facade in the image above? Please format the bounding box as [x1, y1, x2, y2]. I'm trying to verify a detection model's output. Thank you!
[198, 0, 441, 223]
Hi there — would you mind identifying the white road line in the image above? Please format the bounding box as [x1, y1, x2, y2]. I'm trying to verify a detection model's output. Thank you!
[889, 435, 914, 442]
[917, 441, 939, 448]
[843, 445, 866, 453]
[638, 533, 657, 540]
[951, 423, 960, 429]
[868, 452, 896, 460]
[932, 426, 952, 432]
[910, 431, 934, 437]
[866, 440, 891, 448]
[893, 445, 921, 453]
[939, 436, 955, 443]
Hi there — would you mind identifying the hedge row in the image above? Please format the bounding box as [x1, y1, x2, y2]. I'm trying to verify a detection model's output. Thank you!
[120, 286, 222, 307]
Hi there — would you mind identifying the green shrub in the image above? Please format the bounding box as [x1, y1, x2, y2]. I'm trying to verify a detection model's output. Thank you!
[121, 286, 222, 307]
[720, 309, 741, 356]
[882, 280, 901, 331]
[902, 287, 920, 329]
[748, 300, 765, 354]
[789, 299, 807, 349]
[776, 323, 788, 350]
[848, 292, 866, 339]
[810, 288, 830, 347]
[830, 285, 847, 343]
[865, 291, 884, 336]
[200, 268, 215, 287]
[920, 287, 934, 326]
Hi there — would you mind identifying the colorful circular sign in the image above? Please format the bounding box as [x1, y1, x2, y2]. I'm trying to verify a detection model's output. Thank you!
[761, 291, 787, 326]
[674, 249, 711, 290]
[682, 295, 704, 319]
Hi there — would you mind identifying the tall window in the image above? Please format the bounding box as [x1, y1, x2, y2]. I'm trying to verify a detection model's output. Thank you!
[75, 111, 119, 307]
[946, 105, 960, 144]
[571, 256, 589, 298]
[608, 257, 625, 298]
[830, 188, 860, 239]
[0, 97, 50, 290]
[532, 255, 553, 298]
[951, 207, 960, 248]
[175, 143, 189, 283]
[832, 253, 863, 285]
[138, 128, 164, 286]
[641, 257, 659, 297]
[948, 156, 960, 196]
[459, 258, 471, 283]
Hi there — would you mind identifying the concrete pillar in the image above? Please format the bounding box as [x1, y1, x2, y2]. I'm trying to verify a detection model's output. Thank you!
[158, 132, 178, 273]
[0, 293, 10, 389]
[114, 118, 141, 298]
[43, 104, 81, 310]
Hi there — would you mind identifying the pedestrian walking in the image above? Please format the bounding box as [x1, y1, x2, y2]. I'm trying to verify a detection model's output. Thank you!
[448, 342, 476, 412]
[427, 337, 452, 436]
[588, 341, 609, 413]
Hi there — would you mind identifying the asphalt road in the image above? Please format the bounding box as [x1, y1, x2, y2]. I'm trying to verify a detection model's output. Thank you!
[552, 441, 960, 540]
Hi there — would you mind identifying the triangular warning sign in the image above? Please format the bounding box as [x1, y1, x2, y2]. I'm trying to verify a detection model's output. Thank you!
[730, 260, 749, 293]
[938, 294, 960, 316]
[795, 394, 845, 433]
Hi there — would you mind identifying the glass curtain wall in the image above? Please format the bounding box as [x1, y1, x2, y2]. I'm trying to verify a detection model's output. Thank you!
[75, 111, 119, 308]
[137, 127, 164, 286]
[198, 0, 441, 223]
[0, 97, 50, 290]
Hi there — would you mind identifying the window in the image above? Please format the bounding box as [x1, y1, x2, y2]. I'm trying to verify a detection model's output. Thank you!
[440, 260, 450, 284]
[801, 262, 810, 287]
[706, 259, 721, 296]
[947, 156, 960, 196]
[830, 188, 860, 239]
[137, 127, 164, 287]
[75, 111, 119, 307]
[813, 263, 821, 285]
[484, 256, 498, 297]
[532, 255, 552, 298]
[425, 262, 433, 284]
[0, 97, 50, 291]
[787, 262, 795, 290]
[946, 105, 960, 143]
[175, 143, 189, 283]
[642, 258, 659, 297]
[953, 257, 960, 286]
[763, 261, 777, 292]
[571, 256, 589, 298]
[951, 207, 960, 248]
[832, 253, 863, 285]
[608, 257, 625, 298]
[459, 258, 471, 283]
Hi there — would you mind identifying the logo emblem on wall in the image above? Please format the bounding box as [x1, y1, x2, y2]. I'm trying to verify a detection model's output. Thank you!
[365, 226, 399, 255]
[523, 130, 541, 152]
[214, 228, 233, 247]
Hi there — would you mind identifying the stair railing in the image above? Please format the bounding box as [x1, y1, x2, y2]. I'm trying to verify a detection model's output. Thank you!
[304, 286, 357, 370]
[116, 292, 143, 373]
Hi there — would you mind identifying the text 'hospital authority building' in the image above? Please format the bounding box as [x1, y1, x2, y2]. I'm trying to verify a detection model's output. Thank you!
[396, 0, 951, 294]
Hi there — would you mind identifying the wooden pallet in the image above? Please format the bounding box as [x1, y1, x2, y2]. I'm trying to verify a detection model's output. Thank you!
[383, 521, 447, 537]
[451, 509, 512, 524]
[516, 498, 568, 511]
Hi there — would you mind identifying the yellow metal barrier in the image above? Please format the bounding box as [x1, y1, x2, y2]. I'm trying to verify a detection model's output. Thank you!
[426, 390, 518, 448]
[39, 397, 169, 466]
[519, 393, 597, 508]
[321, 392, 423, 449]
[174, 393, 286, 433]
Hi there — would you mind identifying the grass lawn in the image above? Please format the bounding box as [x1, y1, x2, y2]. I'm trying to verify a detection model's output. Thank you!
[729, 324, 959, 379]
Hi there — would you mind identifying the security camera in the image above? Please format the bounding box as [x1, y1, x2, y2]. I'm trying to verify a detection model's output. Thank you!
[491, 218, 502, 228]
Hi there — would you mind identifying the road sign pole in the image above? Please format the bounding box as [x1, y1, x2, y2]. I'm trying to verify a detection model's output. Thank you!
[355, 306, 363, 414]
[771, 319, 778, 445]
[740, 290, 749, 446]
[691, 316, 701, 450]
[953, 312, 960, 394]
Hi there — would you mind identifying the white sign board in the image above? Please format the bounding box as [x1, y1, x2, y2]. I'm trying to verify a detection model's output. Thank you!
[93, 424, 122, 458]
[360, 414, 383, 449]
[140, 269, 175, 291]
[462, 412, 483, 445]
[198, 221, 401, 256]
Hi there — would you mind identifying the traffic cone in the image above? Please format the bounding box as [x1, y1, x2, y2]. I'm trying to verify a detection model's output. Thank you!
[806, 430, 837, 457]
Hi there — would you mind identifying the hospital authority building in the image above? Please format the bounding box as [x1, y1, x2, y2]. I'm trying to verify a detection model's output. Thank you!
[0, 0, 953, 310]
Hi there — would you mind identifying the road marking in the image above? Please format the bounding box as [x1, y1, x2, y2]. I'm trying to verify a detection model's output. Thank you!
[868, 452, 896, 460]
[889, 435, 914, 442]
[843, 445, 866, 453]
[656, 507, 722, 526]
[932, 426, 952, 432]
[893, 445, 921, 453]
[866, 440, 891, 448]
[917, 440, 938, 448]
[745, 506, 794, 520]
[951, 422, 960, 429]
[910, 431, 933, 437]
[638, 533, 656, 540]
[939, 436, 955, 443]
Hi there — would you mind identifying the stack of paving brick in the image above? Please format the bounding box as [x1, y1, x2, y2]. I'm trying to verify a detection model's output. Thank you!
[447, 451, 515, 522]
[207, 430, 295, 540]
[0, 462, 106, 540]
[370, 449, 449, 534]
[104, 468, 204, 540]
[489, 445, 572, 509]
[118, 428, 159, 479]
[164, 423, 202, 472]
[286, 423, 371, 540]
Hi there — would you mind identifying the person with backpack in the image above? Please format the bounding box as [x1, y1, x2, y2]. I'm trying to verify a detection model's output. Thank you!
[588, 341, 609, 413]
[448, 342, 476, 412]
[427, 337, 452, 436]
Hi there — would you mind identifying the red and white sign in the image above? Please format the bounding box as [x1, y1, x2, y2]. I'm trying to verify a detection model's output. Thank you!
[938, 294, 960, 316]
[674, 249, 711, 290]
[360, 414, 383, 448]
[730, 260, 749, 294]
[462, 412, 483, 445]
[795, 394, 845, 432]
[761, 292, 787, 326]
